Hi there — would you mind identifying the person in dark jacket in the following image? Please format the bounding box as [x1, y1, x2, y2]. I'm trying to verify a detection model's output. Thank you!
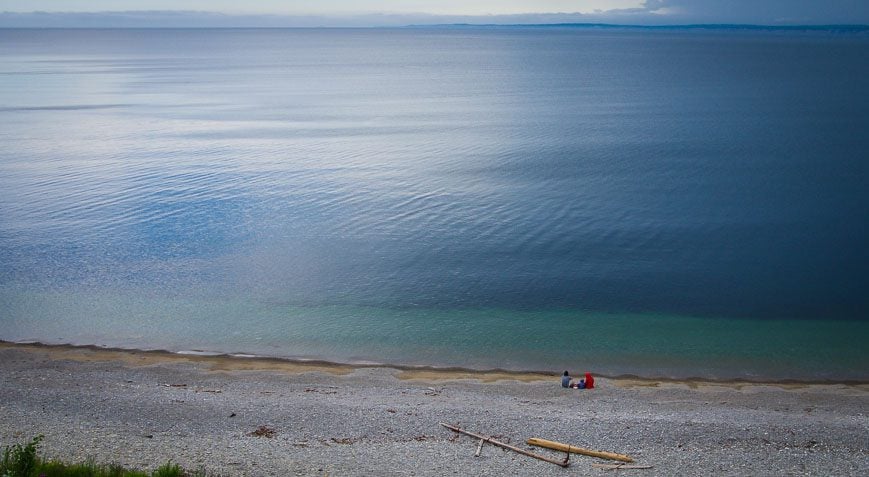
[561, 371, 572, 388]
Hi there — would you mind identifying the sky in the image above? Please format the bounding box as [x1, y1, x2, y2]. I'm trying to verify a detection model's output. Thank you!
[0, 0, 868, 26]
[0, 1, 645, 16]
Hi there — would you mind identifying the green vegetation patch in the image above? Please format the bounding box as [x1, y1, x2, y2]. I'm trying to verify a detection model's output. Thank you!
[1, 436, 210, 477]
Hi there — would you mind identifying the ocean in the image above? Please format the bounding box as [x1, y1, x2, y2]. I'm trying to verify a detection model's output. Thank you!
[1, 27, 867, 380]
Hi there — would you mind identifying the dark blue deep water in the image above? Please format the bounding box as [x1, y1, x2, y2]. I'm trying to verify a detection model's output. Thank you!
[1, 28, 867, 380]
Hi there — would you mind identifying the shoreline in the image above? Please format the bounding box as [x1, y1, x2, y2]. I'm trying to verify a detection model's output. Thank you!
[2, 341, 867, 476]
[2, 340, 867, 388]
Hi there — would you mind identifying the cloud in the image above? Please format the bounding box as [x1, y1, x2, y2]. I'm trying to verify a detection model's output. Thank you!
[641, 0, 869, 24]
[0, 10, 632, 28]
[0, 1, 645, 16]
[1, 1, 868, 27]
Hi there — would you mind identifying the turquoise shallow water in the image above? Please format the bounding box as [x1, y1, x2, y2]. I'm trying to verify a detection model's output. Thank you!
[3, 288, 867, 380]
[1, 28, 868, 381]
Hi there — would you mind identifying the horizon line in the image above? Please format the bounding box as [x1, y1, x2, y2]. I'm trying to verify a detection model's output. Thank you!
[1, 24, 867, 30]
[1, 10, 867, 29]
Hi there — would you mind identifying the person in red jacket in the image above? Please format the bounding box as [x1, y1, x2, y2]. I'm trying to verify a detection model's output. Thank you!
[567, 372, 595, 389]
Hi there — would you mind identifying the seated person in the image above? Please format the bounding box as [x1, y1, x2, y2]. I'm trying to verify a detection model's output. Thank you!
[561, 371, 572, 388]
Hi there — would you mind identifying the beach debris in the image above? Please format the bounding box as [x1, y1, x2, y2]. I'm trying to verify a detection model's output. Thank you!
[330, 437, 356, 445]
[248, 426, 277, 438]
[305, 387, 337, 395]
[229, 412, 236, 417]
[162, 383, 187, 387]
[592, 463, 654, 470]
[440, 423, 569, 468]
[527, 437, 634, 463]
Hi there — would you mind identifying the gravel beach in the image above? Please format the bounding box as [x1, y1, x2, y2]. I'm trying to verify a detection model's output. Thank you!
[1, 342, 867, 476]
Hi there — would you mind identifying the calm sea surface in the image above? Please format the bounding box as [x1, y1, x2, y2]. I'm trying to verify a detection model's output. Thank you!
[1, 28, 867, 380]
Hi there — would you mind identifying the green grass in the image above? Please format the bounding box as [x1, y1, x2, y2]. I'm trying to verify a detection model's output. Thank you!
[1, 436, 213, 477]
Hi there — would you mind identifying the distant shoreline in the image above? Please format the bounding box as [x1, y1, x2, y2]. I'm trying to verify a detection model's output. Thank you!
[407, 23, 869, 32]
[0, 19, 867, 32]
[3, 340, 866, 387]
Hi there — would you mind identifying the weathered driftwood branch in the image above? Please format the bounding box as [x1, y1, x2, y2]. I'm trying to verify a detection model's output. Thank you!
[440, 423, 570, 468]
[527, 437, 634, 462]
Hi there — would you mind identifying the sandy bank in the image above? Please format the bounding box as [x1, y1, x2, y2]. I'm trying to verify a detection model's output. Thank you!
[1, 342, 867, 476]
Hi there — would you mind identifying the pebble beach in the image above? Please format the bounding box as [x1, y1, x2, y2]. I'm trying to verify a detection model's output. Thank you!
[1, 342, 867, 476]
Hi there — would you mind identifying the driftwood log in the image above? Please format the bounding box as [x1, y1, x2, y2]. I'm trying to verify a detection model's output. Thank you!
[527, 437, 634, 462]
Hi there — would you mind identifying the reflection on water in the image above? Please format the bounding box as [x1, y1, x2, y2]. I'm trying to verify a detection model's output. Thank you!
[1, 28, 867, 379]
